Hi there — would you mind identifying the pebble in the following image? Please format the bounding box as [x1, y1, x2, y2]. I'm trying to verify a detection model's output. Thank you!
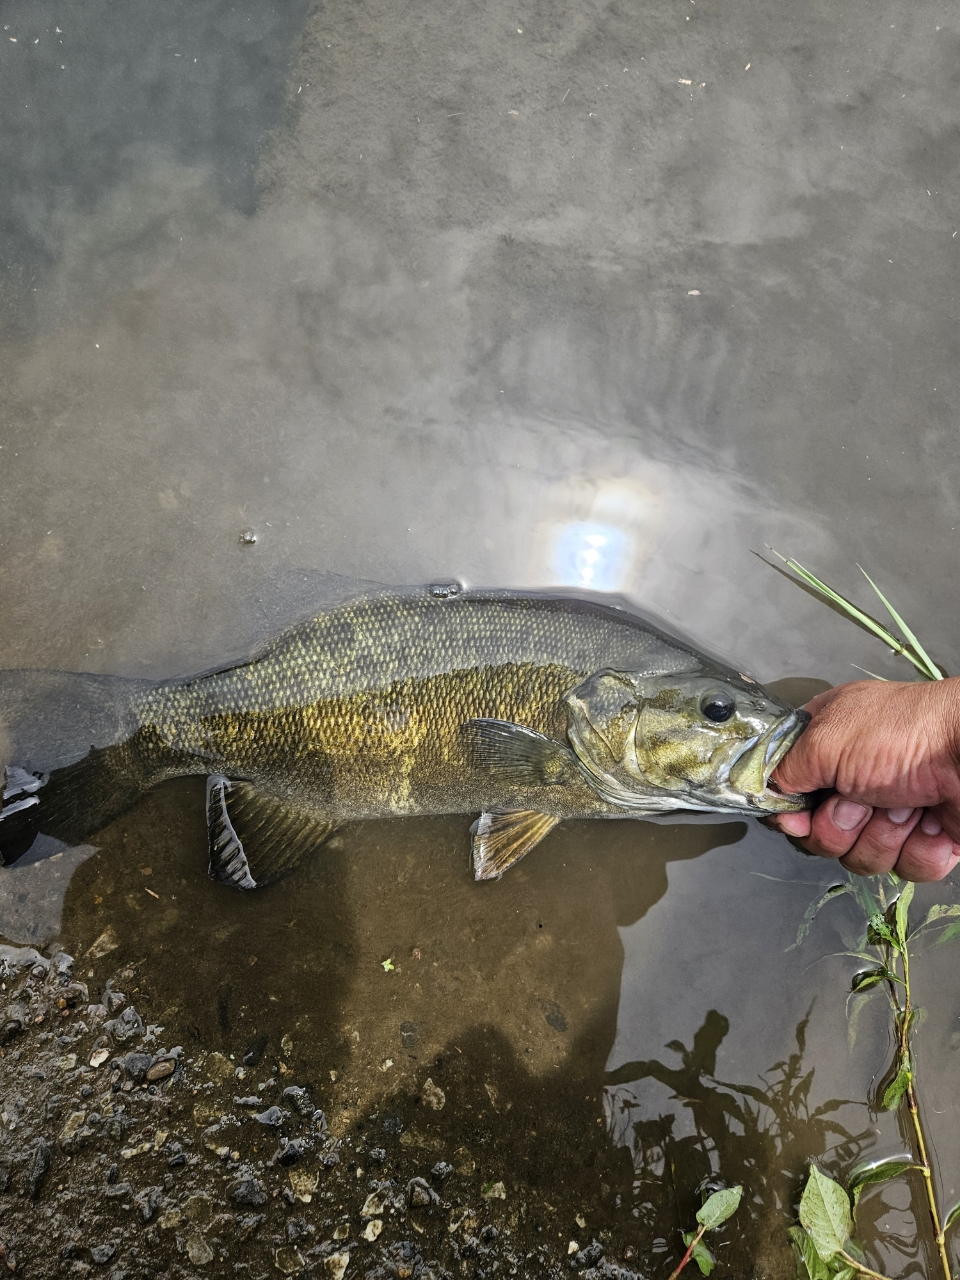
[323, 1252, 350, 1280]
[89, 1243, 116, 1265]
[362, 1218, 383, 1241]
[274, 1245, 304, 1274]
[420, 1078, 445, 1111]
[482, 1181, 507, 1200]
[186, 1234, 214, 1265]
[254, 1106, 285, 1126]
[145, 1059, 175, 1082]
[231, 1177, 267, 1207]
[89, 1049, 109, 1068]
[123, 1053, 152, 1082]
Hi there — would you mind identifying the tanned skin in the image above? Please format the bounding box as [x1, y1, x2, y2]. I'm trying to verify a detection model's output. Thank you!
[765, 678, 960, 882]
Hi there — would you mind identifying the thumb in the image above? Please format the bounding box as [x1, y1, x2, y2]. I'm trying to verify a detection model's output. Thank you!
[772, 720, 837, 795]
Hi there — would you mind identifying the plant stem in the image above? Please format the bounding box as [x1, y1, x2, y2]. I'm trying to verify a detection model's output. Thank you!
[666, 1223, 705, 1280]
[836, 1247, 896, 1280]
[899, 944, 953, 1280]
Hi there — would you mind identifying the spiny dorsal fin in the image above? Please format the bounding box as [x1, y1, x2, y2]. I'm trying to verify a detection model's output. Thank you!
[206, 775, 336, 890]
[471, 809, 560, 881]
[463, 719, 576, 787]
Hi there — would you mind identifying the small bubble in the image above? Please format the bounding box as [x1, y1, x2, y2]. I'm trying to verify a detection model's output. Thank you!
[239, 529, 257, 546]
[429, 581, 462, 599]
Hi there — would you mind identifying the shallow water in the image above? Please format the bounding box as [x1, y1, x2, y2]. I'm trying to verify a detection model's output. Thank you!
[3, 0, 960, 1275]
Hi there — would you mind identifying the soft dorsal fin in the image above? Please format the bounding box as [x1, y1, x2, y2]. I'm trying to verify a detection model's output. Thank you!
[471, 809, 560, 881]
[463, 719, 576, 787]
[206, 775, 336, 890]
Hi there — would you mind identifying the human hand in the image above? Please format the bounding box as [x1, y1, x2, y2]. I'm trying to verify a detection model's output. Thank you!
[764, 678, 960, 881]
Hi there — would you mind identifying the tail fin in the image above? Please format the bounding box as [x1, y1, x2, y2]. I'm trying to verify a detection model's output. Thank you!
[1, 743, 143, 866]
[1, 668, 154, 866]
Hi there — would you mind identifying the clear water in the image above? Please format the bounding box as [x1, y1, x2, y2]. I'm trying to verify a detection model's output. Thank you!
[2, 0, 960, 1275]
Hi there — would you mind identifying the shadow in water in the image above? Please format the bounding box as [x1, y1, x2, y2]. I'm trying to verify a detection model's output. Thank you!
[606, 1009, 872, 1274]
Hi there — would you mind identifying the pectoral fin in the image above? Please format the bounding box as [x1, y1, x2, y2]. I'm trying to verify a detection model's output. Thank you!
[471, 809, 560, 881]
[206, 775, 336, 890]
[463, 719, 576, 786]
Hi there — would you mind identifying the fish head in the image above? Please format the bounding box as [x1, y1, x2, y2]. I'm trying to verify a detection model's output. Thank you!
[564, 668, 811, 813]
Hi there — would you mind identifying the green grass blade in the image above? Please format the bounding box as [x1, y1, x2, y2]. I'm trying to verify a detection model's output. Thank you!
[857, 566, 942, 681]
[768, 551, 937, 680]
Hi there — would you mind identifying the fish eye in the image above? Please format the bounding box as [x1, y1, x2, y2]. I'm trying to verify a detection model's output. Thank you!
[700, 691, 736, 723]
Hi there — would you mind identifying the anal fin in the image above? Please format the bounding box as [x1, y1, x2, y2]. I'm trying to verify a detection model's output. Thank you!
[206, 775, 336, 890]
[471, 809, 560, 882]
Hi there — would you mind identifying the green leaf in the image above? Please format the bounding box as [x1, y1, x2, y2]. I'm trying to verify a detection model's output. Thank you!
[944, 1199, 960, 1232]
[681, 1232, 715, 1275]
[881, 1062, 912, 1111]
[831, 1268, 856, 1280]
[858, 566, 943, 681]
[696, 1185, 743, 1230]
[788, 1225, 832, 1280]
[847, 1155, 921, 1208]
[866, 913, 898, 950]
[799, 1166, 853, 1263]
[922, 903, 960, 927]
[792, 885, 852, 949]
[894, 883, 914, 946]
[932, 922, 960, 948]
[846, 991, 874, 1053]
[850, 967, 894, 993]
[690, 1240, 715, 1275]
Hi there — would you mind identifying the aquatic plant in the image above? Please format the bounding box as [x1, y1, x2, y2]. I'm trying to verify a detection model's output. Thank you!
[666, 1185, 743, 1279]
[775, 557, 957, 1280]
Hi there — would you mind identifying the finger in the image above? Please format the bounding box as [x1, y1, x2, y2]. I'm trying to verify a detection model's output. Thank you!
[800, 687, 842, 717]
[893, 814, 960, 882]
[839, 807, 922, 877]
[762, 811, 813, 839]
[803, 796, 873, 860]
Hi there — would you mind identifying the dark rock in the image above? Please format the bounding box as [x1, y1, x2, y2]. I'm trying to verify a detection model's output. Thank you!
[320, 1152, 339, 1168]
[104, 1006, 143, 1044]
[368, 1147, 386, 1165]
[27, 1139, 51, 1200]
[253, 1106, 285, 1127]
[230, 1177, 268, 1207]
[80, 1085, 93, 1098]
[236, 1213, 265, 1239]
[570, 1241, 604, 1271]
[242, 1034, 268, 1066]
[104, 1183, 133, 1198]
[167, 1153, 186, 1168]
[406, 1177, 439, 1208]
[133, 1186, 162, 1221]
[430, 1162, 453, 1184]
[106, 1164, 118, 1184]
[277, 1140, 306, 1168]
[285, 1217, 308, 1242]
[541, 999, 568, 1033]
[0, 1020, 23, 1046]
[281, 1086, 316, 1117]
[234, 1096, 261, 1108]
[90, 1243, 117, 1265]
[479, 1225, 498, 1243]
[0, 1162, 9, 1193]
[381, 1116, 403, 1135]
[123, 1053, 152, 1082]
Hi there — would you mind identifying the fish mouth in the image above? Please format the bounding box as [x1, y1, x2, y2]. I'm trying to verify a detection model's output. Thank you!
[730, 708, 812, 812]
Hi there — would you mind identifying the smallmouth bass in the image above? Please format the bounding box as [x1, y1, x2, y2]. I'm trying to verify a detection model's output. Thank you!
[0, 585, 810, 886]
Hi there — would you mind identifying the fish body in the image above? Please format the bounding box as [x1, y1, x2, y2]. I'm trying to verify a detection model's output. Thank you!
[0, 586, 810, 886]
